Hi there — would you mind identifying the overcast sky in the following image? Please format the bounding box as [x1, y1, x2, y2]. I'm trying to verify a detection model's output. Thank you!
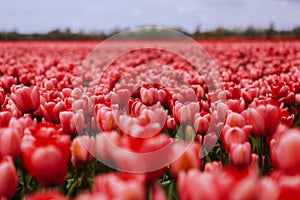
[1, 0, 300, 33]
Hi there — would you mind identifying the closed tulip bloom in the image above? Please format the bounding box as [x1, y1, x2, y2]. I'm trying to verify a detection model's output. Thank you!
[0, 87, 4, 107]
[178, 169, 220, 200]
[0, 128, 21, 160]
[41, 101, 66, 124]
[71, 135, 94, 167]
[173, 101, 200, 125]
[0, 111, 12, 128]
[170, 142, 201, 178]
[274, 129, 300, 174]
[247, 99, 280, 137]
[221, 126, 249, 152]
[25, 190, 69, 200]
[230, 142, 252, 169]
[10, 85, 40, 114]
[194, 112, 210, 136]
[0, 156, 18, 199]
[95, 104, 116, 132]
[93, 173, 146, 200]
[60, 111, 84, 135]
[140, 87, 158, 106]
[21, 123, 70, 186]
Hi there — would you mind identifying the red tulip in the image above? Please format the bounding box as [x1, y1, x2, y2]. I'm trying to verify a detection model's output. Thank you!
[71, 135, 94, 167]
[151, 183, 167, 200]
[41, 100, 66, 124]
[170, 142, 201, 178]
[204, 161, 223, 173]
[93, 173, 146, 200]
[230, 142, 252, 169]
[60, 111, 84, 135]
[0, 76, 16, 92]
[247, 99, 280, 136]
[194, 112, 210, 136]
[0, 128, 21, 160]
[226, 99, 245, 113]
[221, 126, 249, 152]
[273, 129, 300, 174]
[178, 169, 220, 200]
[255, 177, 279, 200]
[0, 87, 4, 107]
[0, 111, 12, 128]
[0, 156, 18, 199]
[25, 190, 69, 200]
[10, 85, 40, 114]
[21, 123, 70, 186]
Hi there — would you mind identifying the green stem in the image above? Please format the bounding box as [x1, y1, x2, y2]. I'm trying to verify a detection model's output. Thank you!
[22, 168, 28, 194]
[168, 180, 174, 200]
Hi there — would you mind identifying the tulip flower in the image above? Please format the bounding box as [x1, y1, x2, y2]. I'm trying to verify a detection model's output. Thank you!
[194, 112, 210, 135]
[221, 126, 249, 152]
[71, 135, 94, 167]
[0, 128, 21, 160]
[0, 87, 4, 107]
[173, 101, 200, 125]
[140, 87, 158, 106]
[170, 142, 201, 178]
[95, 104, 116, 132]
[24, 190, 69, 200]
[10, 85, 40, 114]
[60, 111, 84, 135]
[178, 169, 220, 200]
[0, 76, 16, 93]
[273, 129, 300, 174]
[247, 99, 280, 136]
[21, 123, 70, 186]
[0, 111, 12, 128]
[41, 100, 66, 124]
[230, 142, 252, 169]
[0, 156, 18, 199]
[93, 173, 146, 200]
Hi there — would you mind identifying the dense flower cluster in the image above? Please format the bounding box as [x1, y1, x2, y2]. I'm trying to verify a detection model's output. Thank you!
[0, 39, 300, 199]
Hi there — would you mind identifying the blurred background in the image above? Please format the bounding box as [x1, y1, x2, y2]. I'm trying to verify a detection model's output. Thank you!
[1, 0, 300, 39]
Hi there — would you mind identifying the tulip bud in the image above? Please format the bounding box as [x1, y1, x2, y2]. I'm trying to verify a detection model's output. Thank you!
[230, 142, 252, 169]
[0, 156, 18, 199]
[71, 135, 94, 167]
[170, 142, 201, 178]
[0, 128, 21, 160]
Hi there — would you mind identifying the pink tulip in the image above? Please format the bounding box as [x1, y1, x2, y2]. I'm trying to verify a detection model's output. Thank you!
[140, 87, 158, 106]
[10, 85, 40, 114]
[95, 104, 116, 132]
[173, 101, 200, 125]
[60, 111, 84, 135]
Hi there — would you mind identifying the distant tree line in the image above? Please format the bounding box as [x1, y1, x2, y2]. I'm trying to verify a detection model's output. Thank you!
[0, 25, 300, 40]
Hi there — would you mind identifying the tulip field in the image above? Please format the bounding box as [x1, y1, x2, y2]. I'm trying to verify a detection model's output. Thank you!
[1, 38, 300, 199]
